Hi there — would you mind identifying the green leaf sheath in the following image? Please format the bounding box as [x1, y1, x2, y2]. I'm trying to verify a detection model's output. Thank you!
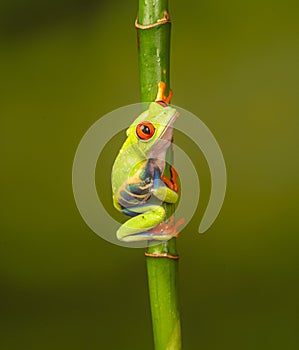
[137, 1, 182, 349]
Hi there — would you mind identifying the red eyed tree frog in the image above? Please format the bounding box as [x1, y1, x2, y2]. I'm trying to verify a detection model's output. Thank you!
[111, 82, 184, 242]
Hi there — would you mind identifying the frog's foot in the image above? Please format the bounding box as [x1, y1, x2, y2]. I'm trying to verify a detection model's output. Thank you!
[147, 215, 185, 239]
[161, 165, 179, 193]
[155, 81, 173, 105]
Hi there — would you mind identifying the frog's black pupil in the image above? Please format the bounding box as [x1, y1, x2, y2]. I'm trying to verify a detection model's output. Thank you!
[141, 125, 151, 135]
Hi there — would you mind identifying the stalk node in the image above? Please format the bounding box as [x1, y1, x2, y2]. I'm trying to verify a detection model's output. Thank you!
[135, 11, 171, 30]
[145, 252, 180, 260]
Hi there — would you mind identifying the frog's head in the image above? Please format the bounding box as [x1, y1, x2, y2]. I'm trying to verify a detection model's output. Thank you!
[126, 102, 178, 164]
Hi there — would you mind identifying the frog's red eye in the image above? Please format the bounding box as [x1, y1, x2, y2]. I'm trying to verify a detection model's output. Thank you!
[136, 122, 155, 140]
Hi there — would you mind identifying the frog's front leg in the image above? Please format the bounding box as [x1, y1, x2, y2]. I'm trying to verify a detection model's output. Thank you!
[148, 164, 179, 203]
[117, 205, 177, 242]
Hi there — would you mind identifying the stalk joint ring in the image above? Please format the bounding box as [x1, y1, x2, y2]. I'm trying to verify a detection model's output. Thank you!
[135, 11, 171, 30]
[145, 252, 179, 260]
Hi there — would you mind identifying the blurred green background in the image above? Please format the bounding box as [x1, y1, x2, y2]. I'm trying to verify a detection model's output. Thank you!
[0, 0, 298, 349]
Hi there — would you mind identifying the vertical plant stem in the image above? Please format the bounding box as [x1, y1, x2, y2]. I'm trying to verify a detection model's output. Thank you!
[137, 1, 182, 349]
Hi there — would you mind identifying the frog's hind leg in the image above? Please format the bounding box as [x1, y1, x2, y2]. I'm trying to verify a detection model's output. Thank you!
[117, 205, 173, 242]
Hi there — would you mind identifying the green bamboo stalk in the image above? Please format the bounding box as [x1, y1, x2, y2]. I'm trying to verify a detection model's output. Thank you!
[136, 1, 182, 349]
